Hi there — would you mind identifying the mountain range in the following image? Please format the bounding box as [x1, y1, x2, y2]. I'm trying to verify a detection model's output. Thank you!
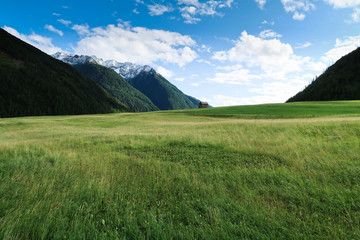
[53, 52, 200, 111]
[0, 28, 201, 117]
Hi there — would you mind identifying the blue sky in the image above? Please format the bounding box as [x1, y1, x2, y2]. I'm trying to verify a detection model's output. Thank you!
[2, 0, 360, 106]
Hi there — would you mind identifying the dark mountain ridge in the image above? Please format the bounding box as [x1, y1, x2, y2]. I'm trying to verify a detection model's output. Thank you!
[287, 48, 360, 102]
[0, 28, 129, 118]
[73, 63, 159, 112]
[127, 69, 198, 110]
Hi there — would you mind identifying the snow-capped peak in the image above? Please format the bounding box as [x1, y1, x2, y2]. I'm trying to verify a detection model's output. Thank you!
[52, 52, 153, 79]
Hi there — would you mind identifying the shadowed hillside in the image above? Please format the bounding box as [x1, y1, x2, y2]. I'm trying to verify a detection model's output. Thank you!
[127, 70, 198, 110]
[0, 28, 129, 118]
[73, 63, 159, 112]
[287, 48, 360, 102]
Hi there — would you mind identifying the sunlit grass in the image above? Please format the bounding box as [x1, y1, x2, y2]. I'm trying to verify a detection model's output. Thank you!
[1, 101, 360, 239]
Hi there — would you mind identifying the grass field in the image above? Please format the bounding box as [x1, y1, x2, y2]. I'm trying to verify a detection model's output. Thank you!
[1, 101, 360, 239]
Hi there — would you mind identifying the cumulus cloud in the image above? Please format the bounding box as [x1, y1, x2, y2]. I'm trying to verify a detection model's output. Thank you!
[208, 67, 261, 85]
[259, 29, 282, 39]
[44, 25, 63, 36]
[71, 24, 91, 36]
[281, 0, 315, 20]
[321, 35, 360, 64]
[73, 23, 198, 66]
[3, 26, 63, 54]
[148, 4, 173, 16]
[207, 76, 311, 106]
[324, 0, 360, 8]
[351, 8, 360, 22]
[255, 0, 267, 9]
[156, 66, 174, 78]
[208, 31, 327, 105]
[177, 0, 234, 23]
[292, 12, 306, 20]
[212, 31, 311, 76]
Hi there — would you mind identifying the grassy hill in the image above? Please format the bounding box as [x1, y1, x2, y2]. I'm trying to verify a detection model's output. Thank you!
[0, 28, 129, 118]
[127, 70, 198, 110]
[287, 48, 360, 102]
[1, 101, 359, 239]
[73, 63, 159, 112]
[175, 101, 360, 118]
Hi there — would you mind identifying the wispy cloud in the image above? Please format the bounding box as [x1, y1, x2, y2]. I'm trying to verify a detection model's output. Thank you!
[44, 24, 63, 36]
[281, 0, 315, 20]
[324, 0, 360, 8]
[58, 19, 72, 26]
[255, 0, 266, 9]
[148, 4, 173, 16]
[295, 42, 312, 49]
[259, 29, 282, 39]
[352, 8, 360, 22]
[71, 24, 91, 36]
[3, 26, 63, 54]
[176, 0, 234, 24]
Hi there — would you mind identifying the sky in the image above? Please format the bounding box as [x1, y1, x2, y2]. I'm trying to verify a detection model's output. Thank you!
[1, 0, 360, 106]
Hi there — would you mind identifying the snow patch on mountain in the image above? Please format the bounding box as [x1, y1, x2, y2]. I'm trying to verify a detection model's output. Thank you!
[52, 52, 153, 79]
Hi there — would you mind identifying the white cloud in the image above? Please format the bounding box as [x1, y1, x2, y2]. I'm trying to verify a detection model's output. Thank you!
[352, 8, 360, 22]
[208, 67, 261, 85]
[71, 24, 91, 36]
[206, 94, 286, 106]
[262, 20, 275, 25]
[281, 0, 315, 20]
[157, 66, 174, 78]
[74, 23, 198, 67]
[259, 29, 282, 39]
[209, 31, 327, 105]
[180, 12, 201, 24]
[52, 13, 61, 16]
[58, 19, 72, 26]
[174, 77, 185, 81]
[148, 4, 173, 16]
[255, 0, 267, 9]
[295, 41, 312, 49]
[3, 26, 63, 54]
[177, 0, 234, 23]
[249, 78, 309, 99]
[324, 0, 360, 8]
[44, 25, 63, 36]
[212, 31, 309, 76]
[208, 77, 310, 106]
[133, 9, 140, 14]
[321, 35, 360, 64]
[292, 12, 306, 20]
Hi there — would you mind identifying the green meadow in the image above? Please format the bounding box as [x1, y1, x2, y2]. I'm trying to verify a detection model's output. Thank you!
[1, 101, 360, 239]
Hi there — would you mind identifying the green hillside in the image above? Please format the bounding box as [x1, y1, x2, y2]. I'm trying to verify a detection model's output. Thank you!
[0, 28, 129, 118]
[1, 101, 359, 239]
[127, 70, 198, 110]
[73, 63, 159, 112]
[287, 48, 360, 102]
[176, 101, 360, 118]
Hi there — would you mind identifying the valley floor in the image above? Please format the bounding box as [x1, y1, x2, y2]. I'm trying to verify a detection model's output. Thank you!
[0, 102, 360, 239]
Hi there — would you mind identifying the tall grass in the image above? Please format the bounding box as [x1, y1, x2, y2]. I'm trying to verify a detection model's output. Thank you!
[1, 102, 360, 239]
